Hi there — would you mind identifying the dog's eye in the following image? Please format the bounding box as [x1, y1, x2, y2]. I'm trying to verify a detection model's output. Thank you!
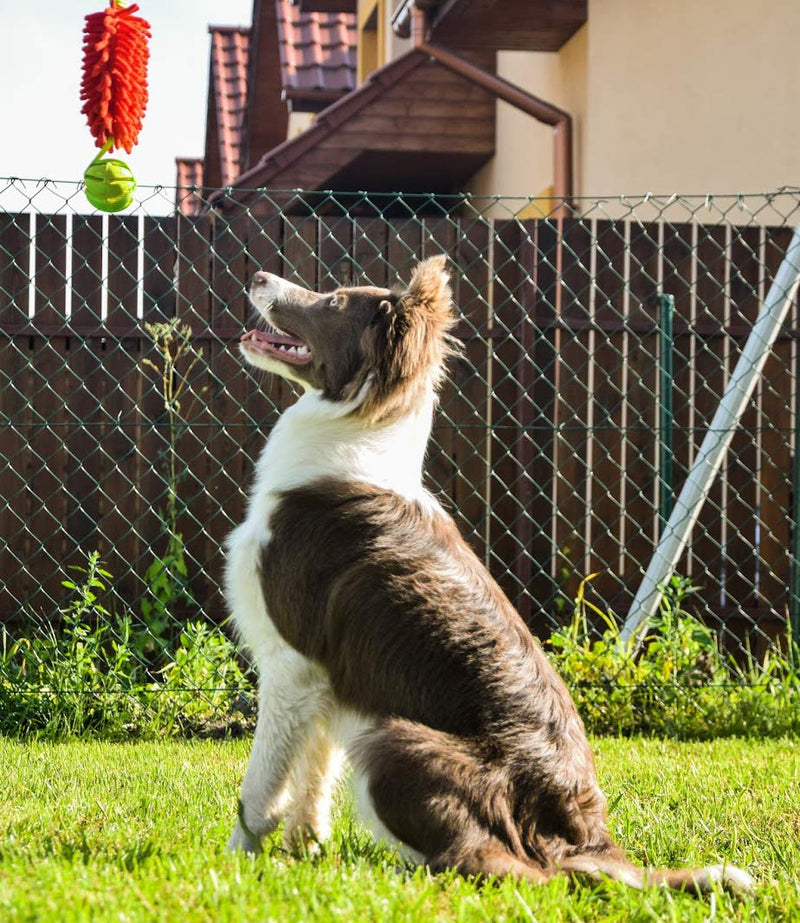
[329, 295, 339, 308]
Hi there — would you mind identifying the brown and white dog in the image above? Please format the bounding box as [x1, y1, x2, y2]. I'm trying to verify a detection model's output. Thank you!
[225, 256, 752, 894]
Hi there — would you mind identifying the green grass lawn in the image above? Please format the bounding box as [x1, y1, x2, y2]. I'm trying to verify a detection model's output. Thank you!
[1, 737, 798, 922]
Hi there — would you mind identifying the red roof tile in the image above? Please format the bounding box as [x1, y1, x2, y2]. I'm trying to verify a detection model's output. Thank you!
[276, 0, 356, 108]
[209, 26, 250, 186]
[175, 157, 204, 216]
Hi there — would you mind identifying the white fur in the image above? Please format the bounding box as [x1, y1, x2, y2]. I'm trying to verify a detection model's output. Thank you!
[695, 864, 756, 893]
[226, 354, 441, 855]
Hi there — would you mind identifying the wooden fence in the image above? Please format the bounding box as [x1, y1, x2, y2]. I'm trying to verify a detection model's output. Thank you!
[1, 208, 797, 648]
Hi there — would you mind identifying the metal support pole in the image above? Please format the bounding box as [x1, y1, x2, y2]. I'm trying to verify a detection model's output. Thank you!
[658, 293, 675, 535]
[621, 223, 800, 645]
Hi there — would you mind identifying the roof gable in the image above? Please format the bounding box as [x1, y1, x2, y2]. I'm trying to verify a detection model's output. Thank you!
[217, 49, 496, 201]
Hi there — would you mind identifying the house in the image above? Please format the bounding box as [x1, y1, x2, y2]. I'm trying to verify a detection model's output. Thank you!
[179, 0, 800, 212]
[175, 1, 358, 214]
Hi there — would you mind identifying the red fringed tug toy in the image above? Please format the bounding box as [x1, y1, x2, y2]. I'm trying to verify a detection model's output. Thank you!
[80, 0, 151, 212]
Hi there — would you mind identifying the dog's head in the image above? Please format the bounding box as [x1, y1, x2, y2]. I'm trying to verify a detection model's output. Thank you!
[241, 256, 457, 422]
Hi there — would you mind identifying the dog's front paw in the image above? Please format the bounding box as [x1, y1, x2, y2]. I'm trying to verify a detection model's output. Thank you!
[228, 819, 263, 855]
[227, 799, 264, 855]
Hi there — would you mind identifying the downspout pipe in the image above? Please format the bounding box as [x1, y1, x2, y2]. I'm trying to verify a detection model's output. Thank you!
[620, 223, 800, 645]
[409, 7, 573, 207]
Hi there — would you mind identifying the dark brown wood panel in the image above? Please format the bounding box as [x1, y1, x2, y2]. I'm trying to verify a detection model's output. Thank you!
[450, 218, 490, 560]
[489, 219, 530, 616]
[142, 215, 177, 323]
[25, 336, 69, 615]
[0, 215, 31, 326]
[0, 336, 30, 618]
[352, 218, 389, 287]
[690, 225, 729, 618]
[33, 215, 68, 327]
[553, 218, 592, 606]
[588, 220, 627, 610]
[620, 221, 660, 597]
[424, 217, 459, 509]
[756, 227, 795, 622]
[318, 215, 353, 290]
[724, 226, 762, 609]
[70, 215, 104, 327]
[106, 215, 140, 324]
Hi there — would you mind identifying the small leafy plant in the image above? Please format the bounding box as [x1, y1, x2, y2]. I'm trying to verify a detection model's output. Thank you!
[141, 319, 204, 655]
[0, 552, 148, 736]
[548, 572, 800, 738]
[0, 553, 251, 739]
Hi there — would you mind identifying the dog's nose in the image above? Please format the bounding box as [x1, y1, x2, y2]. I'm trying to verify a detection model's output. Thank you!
[251, 271, 276, 287]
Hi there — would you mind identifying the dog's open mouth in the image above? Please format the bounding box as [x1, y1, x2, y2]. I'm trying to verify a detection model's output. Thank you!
[240, 326, 313, 365]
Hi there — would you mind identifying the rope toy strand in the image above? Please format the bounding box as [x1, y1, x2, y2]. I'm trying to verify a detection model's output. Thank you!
[80, 0, 151, 212]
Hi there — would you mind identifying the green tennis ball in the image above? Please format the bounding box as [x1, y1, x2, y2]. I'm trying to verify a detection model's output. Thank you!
[84, 158, 137, 213]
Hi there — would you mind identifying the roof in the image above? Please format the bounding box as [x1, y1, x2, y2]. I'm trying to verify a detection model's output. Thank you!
[175, 158, 205, 216]
[276, 0, 357, 111]
[208, 26, 251, 187]
[212, 48, 496, 203]
[395, 0, 587, 51]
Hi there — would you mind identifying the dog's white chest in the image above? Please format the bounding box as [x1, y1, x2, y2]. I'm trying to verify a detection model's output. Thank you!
[224, 491, 286, 661]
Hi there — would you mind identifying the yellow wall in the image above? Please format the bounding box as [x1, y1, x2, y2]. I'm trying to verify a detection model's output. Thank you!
[358, 0, 386, 83]
[466, 0, 800, 199]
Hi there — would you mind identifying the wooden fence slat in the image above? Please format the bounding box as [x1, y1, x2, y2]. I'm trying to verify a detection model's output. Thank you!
[690, 225, 729, 619]
[70, 215, 103, 327]
[661, 222, 695, 526]
[64, 338, 104, 570]
[451, 218, 490, 561]
[282, 215, 319, 291]
[176, 215, 212, 329]
[724, 226, 762, 612]
[521, 219, 559, 630]
[142, 215, 177, 323]
[25, 215, 69, 613]
[33, 215, 68, 326]
[755, 226, 795, 636]
[588, 219, 627, 612]
[202, 213, 252, 616]
[620, 220, 660, 599]
[107, 215, 140, 323]
[352, 218, 389, 287]
[387, 219, 422, 287]
[552, 217, 593, 608]
[25, 337, 68, 615]
[489, 219, 531, 618]
[99, 215, 143, 608]
[174, 215, 218, 616]
[0, 337, 30, 620]
[424, 217, 459, 510]
[0, 214, 31, 325]
[318, 215, 353, 289]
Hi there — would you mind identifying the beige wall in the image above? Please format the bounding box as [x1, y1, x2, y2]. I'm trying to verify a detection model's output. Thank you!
[467, 0, 800, 200]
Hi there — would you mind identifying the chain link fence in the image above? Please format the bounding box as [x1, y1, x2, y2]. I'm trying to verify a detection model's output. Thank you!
[2, 178, 800, 734]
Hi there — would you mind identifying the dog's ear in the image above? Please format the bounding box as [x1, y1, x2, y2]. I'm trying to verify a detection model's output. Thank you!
[355, 261, 458, 422]
[402, 255, 455, 338]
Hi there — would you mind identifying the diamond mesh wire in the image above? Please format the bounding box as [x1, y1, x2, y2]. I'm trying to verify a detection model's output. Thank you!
[2, 178, 800, 728]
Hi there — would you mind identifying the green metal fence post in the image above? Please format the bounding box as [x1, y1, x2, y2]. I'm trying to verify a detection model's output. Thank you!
[657, 292, 675, 536]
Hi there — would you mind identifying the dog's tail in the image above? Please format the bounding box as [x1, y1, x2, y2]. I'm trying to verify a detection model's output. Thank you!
[558, 853, 755, 895]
